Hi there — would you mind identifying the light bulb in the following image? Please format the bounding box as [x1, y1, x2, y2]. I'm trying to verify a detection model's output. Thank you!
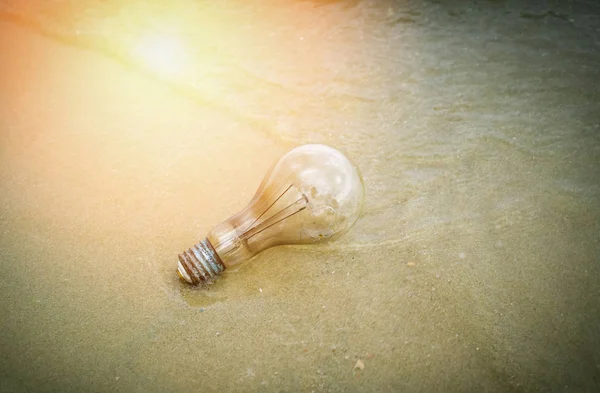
[177, 144, 365, 285]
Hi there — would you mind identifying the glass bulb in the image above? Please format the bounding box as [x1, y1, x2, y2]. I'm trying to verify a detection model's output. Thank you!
[177, 144, 365, 285]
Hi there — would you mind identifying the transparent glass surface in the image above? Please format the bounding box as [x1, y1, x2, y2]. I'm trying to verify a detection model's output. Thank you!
[207, 144, 364, 267]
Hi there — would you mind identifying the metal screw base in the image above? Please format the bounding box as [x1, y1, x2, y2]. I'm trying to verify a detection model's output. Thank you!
[177, 238, 225, 285]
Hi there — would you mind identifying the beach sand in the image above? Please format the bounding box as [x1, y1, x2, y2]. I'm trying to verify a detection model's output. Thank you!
[1, 1, 600, 391]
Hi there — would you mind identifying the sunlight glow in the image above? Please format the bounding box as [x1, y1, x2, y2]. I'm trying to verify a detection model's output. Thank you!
[133, 33, 187, 77]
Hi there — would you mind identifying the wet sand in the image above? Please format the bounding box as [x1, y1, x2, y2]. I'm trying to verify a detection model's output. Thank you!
[1, 1, 600, 392]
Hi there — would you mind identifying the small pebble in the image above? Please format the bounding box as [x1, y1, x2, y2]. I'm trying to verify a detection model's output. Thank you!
[354, 359, 365, 370]
[406, 262, 416, 267]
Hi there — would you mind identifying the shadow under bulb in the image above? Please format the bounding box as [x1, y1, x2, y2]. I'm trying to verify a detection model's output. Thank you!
[177, 144, 365, 285]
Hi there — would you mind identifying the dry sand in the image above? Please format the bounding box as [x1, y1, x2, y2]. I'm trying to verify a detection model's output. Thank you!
[1, 2, 600, 391]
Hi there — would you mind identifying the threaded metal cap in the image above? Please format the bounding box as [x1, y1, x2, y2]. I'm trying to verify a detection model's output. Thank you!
[177, 238, 225, 285]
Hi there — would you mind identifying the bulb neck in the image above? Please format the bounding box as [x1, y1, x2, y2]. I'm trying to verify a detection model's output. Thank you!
[177, 238, 225, 285]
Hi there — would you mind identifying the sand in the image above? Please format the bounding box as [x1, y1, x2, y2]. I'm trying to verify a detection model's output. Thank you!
[1, 1, 600, 391]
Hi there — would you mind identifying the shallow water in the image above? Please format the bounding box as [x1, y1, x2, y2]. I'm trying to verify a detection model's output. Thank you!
[1, 0, 599, 391]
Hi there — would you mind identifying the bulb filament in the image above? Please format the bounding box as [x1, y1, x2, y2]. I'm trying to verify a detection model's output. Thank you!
[241, 184, 308, 241]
